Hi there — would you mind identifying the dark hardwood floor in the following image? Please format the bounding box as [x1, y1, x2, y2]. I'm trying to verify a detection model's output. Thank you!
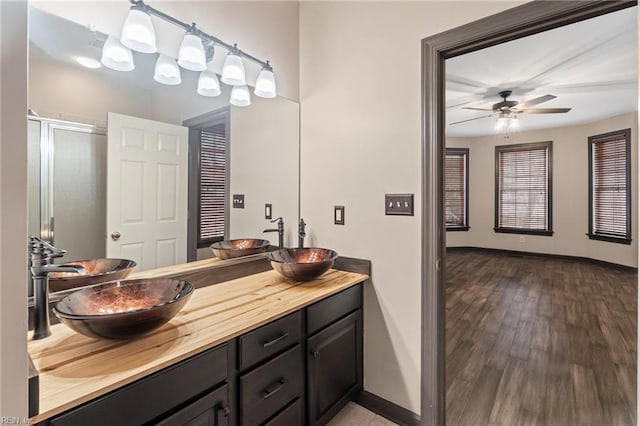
[446, 249, 637, 426]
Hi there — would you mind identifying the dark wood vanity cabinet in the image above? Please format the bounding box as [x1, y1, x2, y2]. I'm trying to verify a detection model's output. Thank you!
[306, 286, 363, 426]
[44, 285, 363, 426]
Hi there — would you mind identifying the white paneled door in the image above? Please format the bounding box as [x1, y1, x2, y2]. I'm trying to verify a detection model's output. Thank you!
[107, 112, 188, 271]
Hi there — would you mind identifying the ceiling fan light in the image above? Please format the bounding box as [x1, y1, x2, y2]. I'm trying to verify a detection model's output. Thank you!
[197, 70, 221, 97]
[121, 7, 157, 54]
[178, 33, 207, 71]
[101, 36, 135, 71]
[254, 66, 277, 98]
[494, 115, 507, 131]
[221, 51, 246, 86]
[230, 85, 251, 107]
[154, 54, 182, 85]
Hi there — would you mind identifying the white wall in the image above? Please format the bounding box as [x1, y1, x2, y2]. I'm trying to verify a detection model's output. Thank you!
[447, 112, 638, 267]
[229, 96, 300, 248]
[30, 1, 300, 101]
[0, 0, 29, 418]
[299, 1, 523, 414]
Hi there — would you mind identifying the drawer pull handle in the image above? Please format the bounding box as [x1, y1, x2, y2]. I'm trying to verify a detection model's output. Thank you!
[263, 332, 289, 348]
[262, 379, 285, 399]
[311, 350, 319, 359]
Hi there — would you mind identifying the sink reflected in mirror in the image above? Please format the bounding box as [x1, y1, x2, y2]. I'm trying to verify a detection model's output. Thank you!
[210, 239, 271, 260]
[53, 278, 193, 340]
[48, 259, 137, 293]
[267, 248, 338, 281]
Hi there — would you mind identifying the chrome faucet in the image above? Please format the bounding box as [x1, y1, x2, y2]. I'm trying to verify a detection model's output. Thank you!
[29, 237, 85, 340]
[298, 218, 306, 248]
[263, 217, 284, 250]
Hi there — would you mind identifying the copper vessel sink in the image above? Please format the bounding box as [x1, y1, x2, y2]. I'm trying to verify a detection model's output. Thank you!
[48, 258, 137, 292]
[267, 248, 338, 281]
[53, 278, 193, 340]
[210, 239, 270, 260]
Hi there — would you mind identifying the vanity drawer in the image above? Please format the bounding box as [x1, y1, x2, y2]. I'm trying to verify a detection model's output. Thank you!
[264, 398, 303, 426]
[156, 383, 229, 426]
[307, 285, 362, 335]
[49, 344, 228, 426]
[239, 311, 301, 370]
[240, 344, 303, 426]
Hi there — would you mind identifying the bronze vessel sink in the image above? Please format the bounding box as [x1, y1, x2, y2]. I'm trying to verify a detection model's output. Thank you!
[210, 239, 270, 260]
[267, 248, 338, 281]
[48, 258, 137, 292]
[53, 278, 193, 340]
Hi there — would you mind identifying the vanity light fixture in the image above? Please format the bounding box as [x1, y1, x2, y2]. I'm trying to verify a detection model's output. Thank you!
[103, 0, 276, 105]
[154, 54, 181, 85]
[121, 5, 157, 54]
[254, 62, 277, 98]
[101, 36, 134, 71]
[230, 85, 251, 107]
[197, 70, 222, 97]
[177, 29, 207, 71]
[221, 47, 246, 86]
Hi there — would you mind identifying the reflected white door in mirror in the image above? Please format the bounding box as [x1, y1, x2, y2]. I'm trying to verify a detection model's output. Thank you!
[107, 112, 188, 271]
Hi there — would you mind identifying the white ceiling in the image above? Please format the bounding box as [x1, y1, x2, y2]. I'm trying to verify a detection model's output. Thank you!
[446, 6, 638, 137]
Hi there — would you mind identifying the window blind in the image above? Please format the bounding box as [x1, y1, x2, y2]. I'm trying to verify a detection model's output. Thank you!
[589, 129, 631, 242]
[445, 149, 468, 228]
[199, 124, 226, 243]
[496, 142, 551, 233]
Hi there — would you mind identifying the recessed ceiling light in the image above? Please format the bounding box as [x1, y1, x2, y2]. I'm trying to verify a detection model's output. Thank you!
[75, 56, 101, 69]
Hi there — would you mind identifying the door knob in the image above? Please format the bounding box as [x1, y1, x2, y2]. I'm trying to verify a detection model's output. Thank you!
[111, 231, 121, 241]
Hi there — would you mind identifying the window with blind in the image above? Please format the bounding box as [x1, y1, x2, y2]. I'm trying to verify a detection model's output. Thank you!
[588, 129, 631, 244]
[495, 141, 553, 235]
[445, 148, 469, 231]
[198, 123, 227, 246]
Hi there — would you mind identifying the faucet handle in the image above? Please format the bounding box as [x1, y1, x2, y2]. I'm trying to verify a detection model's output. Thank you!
[29, 236, 66, 258]
[270, 217, 283, 224]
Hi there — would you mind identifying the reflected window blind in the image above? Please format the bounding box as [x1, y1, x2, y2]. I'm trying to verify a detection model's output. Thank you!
[590, 130, 630, 240]
[445, 149, 467, 228]
[199, 124, 226, 242]
[496, 142, 551, 232]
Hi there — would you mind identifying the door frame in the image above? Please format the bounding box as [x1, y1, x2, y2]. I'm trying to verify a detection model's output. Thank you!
[183, 107, 231, 261]
[420, 1, 637, 424]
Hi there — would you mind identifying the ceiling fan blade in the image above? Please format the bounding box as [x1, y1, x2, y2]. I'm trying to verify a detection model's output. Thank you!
[518, 94, 556, 108]
[449, 114, 494, 125]
[462, 107, 493, 112]
[519, 108, 572, 114]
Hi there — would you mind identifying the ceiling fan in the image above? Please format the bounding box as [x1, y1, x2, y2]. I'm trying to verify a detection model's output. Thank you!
[449, 90, 572, 125]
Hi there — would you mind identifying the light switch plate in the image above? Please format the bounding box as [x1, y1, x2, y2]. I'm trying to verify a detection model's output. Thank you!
[232, 194, 245, 209]
[385, 194, 414, 215]
[334, 205, 345, 225]
[265, 203, 272, 219]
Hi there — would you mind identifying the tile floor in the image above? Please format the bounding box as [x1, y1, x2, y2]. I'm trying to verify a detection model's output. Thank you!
[328, 402, 399, 426]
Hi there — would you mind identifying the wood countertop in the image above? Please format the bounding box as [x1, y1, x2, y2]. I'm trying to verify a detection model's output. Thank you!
[28, 268, 368, 423]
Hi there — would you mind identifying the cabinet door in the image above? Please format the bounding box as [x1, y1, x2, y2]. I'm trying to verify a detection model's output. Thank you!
[156, 384, 229, 426]
[307, 309, 363, 426]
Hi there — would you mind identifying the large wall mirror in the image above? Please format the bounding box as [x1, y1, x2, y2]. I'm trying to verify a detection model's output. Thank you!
[27, 4, 300, 274]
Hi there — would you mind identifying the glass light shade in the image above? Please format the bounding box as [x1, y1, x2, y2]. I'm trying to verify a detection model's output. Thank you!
[121, 8, 157, 54]
[230, 85, 251, 107]
[510, 115, 520, 129]
[197, 70, 221, 97]
[177, 34, 206, 71]
[494, 115, 507, 131]
[101, 36, 134, 71]
[221, 52, 246, 86]
[154, 54, 182, 85]
[254, 68, 277, 98]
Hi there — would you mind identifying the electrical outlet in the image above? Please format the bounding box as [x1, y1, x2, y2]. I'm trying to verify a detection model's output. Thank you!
[519, 236, 525, 243]
[334, 206, 345, 225]
[385, 194, 414, 216]
[265, 203, 272, 219]
[232, 194, 244, 209]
